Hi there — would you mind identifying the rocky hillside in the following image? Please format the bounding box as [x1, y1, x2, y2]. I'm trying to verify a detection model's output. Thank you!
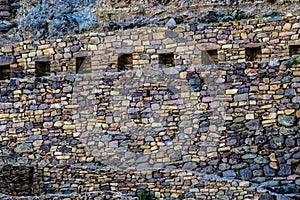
[1, 0, 299, 42]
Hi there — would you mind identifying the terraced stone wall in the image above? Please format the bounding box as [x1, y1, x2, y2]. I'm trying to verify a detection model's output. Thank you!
[1, 16, 300, 78]
[0, 16, 299, 199]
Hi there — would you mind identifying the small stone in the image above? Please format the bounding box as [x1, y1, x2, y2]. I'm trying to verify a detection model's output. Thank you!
[268, 153, 277, 162]
[182, 162, 197, 170]
[136, 155, 149, 163]
[284, 88, 296, 96]
[278, 164, 291, 176]
[14, 143, 33, 153]
[245, 119, 261, 130]
[292, 96, 300, 103]
[264, 165, 276, 176]
[234, 93, 248, 102]
[268, 16, 281, 22]
[63, 86, 73, 93]
[145, 136, 154, 142]
[269, 162, 278, 169]
[285, 137, 296, 146]
[292, 152, 300, 159]
[223, 170, 236, 178]
[270, 136, 285, 149]
[65, 74, 75, 82]
[278, 115, 296, 127]
[165, 18, 176, 28]
[240, 168, 252, 180]
[259, 194, 276, 200]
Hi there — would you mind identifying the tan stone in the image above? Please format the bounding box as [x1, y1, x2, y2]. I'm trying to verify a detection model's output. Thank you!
[226, 89, 238, 95]
[296, 110, 300, 118]
[244, 69, 257, 76]
[285, 109, 295, 115]
[270, 162, 278, 169]
[270, 84, 280, 90]
[268, 153, 277, 162]
[283, 23, 292, 31]
[292, 23, 300, 29]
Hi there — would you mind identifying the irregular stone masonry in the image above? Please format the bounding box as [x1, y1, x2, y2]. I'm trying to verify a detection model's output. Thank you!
[0, 16, 299, 199]
[1, 16, 300, 77]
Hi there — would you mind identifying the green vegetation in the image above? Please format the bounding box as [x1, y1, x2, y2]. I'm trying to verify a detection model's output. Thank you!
[261, 11, 280, 18]
[136, 190, 158, 200]
[285, 55, 300, 68]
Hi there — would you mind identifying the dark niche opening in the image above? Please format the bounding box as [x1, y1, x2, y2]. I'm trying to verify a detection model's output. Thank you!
[118, 54, 133, 71]
[0, 165, 34, 196]
[35, 61, 51, 77]
[159, 53, 174, 67]
[289, 45, 300, 57]
[245, 47, 262, 61]
[202, 50, 218, 65]
[0, 65, 10, 80]
[76, 56, 91, 73]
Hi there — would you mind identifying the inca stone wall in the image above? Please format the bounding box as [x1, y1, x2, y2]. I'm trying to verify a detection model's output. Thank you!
[0, 16, 299, 199]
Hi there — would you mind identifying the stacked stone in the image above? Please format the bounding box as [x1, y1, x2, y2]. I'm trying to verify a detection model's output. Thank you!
[0, 165, 34, 196]
[0, 165, 282, 199]
[0, 17, 299, 199]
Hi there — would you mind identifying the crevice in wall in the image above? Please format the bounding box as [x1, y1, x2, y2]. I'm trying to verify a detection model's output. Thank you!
[159, 53, 174, 67]
[76, 56, 91, 74]
[0, 65, 10, 80]
[289, 45, 300, 57]
[118, 54, 133, 71]
[35, 61, 51, 77]
[245, 47, 262, 61]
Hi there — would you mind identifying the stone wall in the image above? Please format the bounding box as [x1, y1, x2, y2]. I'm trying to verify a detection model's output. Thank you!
[1, 16, 300, 78]
[0, 16, 299, 199]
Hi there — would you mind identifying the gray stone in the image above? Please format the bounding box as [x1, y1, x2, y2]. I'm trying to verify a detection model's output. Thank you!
[270, 136, 285, 148]
[165, 30, 178, 38]
[0, 103, 13, 109]
[268, 16, 281, 22]
[19, 1, 97, 39]
[259, 194, 276, 200]
[70, 46, 81, 52]
[223, 170, 236, 178]
[136, 155, 149, 163]
[65, 74, 76, 82]
[245, 119, 261, 130]
[278, 164, 291, 176]
[124, 152, 136, 159]
[240, 168, 252, 180]
[101, 134, 112, 141]
[278, 115, 296, 127]
[269, 58, 280, 67]
[284, 88, 296, 96]
[285, 136, 296, 147]
[219, 163, 230, 171]
[0, 125, 7, 132]
[293, 152, 300, 159]
[137, 163, 151, 170]
[242, 154, 257, 159]
[182, 162, 197, 170]
[232, 163, 247, 169]
[145, 136, 154, 142]
[292, 96, 300, 103]
[263, 165, 276, 176]
[0, 56, 16, 66]
[234, 93, 249, 102]
[14, 143, 33, 153]
[165, 18, 176, 28]
[63, 86, 73, 93]
[32, 55, 53, 62]
[178, 120, 192, 128]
